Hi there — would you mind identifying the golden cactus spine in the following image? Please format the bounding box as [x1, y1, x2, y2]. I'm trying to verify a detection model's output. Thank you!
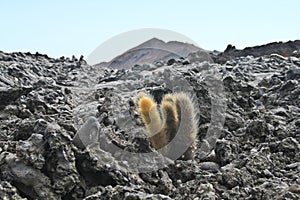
[136, 92, 198, 160]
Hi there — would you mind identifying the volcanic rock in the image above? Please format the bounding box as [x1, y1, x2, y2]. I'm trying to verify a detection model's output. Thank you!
[0, 42, 299, 199]
[212, 40, 300, 64]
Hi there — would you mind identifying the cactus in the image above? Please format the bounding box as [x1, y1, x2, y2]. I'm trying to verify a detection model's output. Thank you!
[136, 92, 198, 160]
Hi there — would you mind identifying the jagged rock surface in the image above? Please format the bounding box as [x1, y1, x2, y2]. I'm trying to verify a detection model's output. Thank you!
[212, 40, 300, 64]
[0, 49, 300, 199]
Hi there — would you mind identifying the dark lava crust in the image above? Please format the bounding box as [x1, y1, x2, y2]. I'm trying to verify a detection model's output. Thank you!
[0, 48, 300, 199]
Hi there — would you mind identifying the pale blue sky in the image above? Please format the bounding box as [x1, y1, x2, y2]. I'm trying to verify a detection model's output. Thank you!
[1, 0, 299, 60]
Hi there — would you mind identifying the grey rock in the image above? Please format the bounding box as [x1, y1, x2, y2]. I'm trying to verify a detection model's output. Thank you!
[287, 68, 300, 80]
[0, 87, 32, 110]
[215, 139, 238, 166]
[0, 46, 300, 199]
[72, 116, 101, 149]
[198, 161, 220, 172]
[0, 181, 27, 200]
[0, 152, 59, 199]
[212, 40, 300, 64]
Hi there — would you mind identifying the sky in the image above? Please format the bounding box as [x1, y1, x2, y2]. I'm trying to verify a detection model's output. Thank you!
[1, 0, 299, 63]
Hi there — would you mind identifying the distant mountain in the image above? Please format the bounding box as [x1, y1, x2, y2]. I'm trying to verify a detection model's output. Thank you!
[95, 39, 300, 68]
[96, 38, 203, 69]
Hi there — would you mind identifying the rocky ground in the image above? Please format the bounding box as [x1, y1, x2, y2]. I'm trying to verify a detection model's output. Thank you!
[211, 40, 300, 64]
[0, 48, 300, 199]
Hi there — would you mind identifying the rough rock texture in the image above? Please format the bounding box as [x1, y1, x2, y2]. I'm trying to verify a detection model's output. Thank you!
[212, 40, 300, 64]
[0, 48, 300, 199]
